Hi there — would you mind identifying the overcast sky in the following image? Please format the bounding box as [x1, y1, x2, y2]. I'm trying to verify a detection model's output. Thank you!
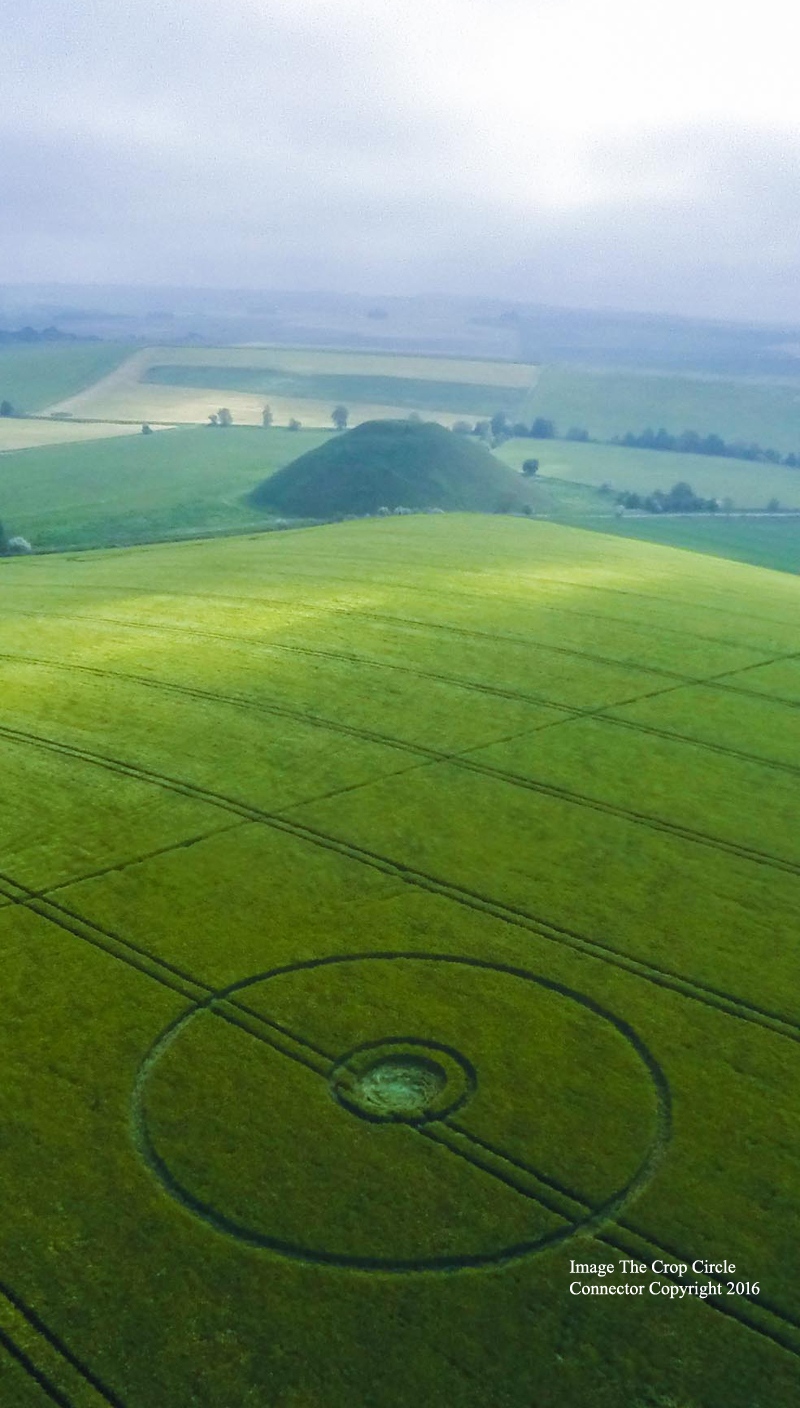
[4, 0, 800, 322]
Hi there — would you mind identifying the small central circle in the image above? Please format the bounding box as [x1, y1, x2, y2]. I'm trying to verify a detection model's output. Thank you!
[353, 1056, 447, 1118]
[329, 1037, 476, 1125]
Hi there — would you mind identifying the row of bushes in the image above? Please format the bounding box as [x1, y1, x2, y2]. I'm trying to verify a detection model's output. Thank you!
[613, 481, 785, 514]
[472, 409, 800, 467]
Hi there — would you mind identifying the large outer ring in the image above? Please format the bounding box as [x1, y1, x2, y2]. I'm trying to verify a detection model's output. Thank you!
[131, 951, 671, 1273]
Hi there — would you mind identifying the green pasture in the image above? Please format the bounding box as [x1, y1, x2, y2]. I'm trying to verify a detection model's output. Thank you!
[144, 363, 529, 416]
[519, 364, 800, 453]
[0, 343, 131, 413]
[580, 512, 800, 575]
[0, 425, 331, 548]
[0, 515, 798, 1407]
[498, 437, 800, 507]
[0, 424, 607, 551]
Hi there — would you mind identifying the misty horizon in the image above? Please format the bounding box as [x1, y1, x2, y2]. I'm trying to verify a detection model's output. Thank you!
[5, 0, 800, 325]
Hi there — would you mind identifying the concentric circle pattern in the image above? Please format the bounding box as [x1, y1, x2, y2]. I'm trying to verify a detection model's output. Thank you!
[132, 953, 669, 1271]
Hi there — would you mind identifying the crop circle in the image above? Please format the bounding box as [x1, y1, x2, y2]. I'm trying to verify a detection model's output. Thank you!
[132, 952, 670, 1272]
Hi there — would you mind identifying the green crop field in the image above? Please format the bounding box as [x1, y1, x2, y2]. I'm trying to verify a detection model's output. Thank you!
[0, 343, 132, 414]
[0, 515, 798, 1407]
[519, 365, 800, 453]
[0, 424, 606, 552]
[143, 363, 529, 416]
[580, 513, 800, 575]
[498, 437, 800, 507]
[0, 425, 331, 549]
[46, 344, 538, 429]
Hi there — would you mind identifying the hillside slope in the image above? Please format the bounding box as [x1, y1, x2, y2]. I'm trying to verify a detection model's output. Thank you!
[0, 516, 798, 1406]
[251, 418, 533, 514]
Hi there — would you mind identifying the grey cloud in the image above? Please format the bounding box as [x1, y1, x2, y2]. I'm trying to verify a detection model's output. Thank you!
[2, 3, 800, 320]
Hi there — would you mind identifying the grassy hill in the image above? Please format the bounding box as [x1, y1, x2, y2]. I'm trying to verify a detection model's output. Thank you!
[0, 516, 798, 1407]
[251, 418, 535, 515]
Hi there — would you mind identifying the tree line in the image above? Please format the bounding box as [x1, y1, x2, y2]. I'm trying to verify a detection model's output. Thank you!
[468, 409, 800, 466]
[205, 404, 350, 431]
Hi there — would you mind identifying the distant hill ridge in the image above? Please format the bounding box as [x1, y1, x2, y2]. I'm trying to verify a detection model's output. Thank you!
[250, 418, 531, 516]
[0, 326, 99, 345]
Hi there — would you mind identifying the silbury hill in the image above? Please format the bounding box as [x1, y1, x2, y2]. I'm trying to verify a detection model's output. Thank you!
[250, 418, 532, 517]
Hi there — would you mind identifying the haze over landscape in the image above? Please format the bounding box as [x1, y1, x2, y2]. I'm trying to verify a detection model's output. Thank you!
[5, 0, 800, 321]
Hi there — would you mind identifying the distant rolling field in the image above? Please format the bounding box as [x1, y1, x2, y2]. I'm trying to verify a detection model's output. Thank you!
[0, 516, 798, 1408]
[520, 364, 800, 453]
[498, 437, 800, 507]
[0, 342, 132, 414]
[144, 362, 529, 416]
[0, 424, 607, 552]
[0, 417, 173, 452]
[580, 511, 800, 575]
[46, 344, 539, 428]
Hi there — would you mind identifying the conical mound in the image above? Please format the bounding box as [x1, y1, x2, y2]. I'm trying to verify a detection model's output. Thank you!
[250, 419, 529, 516]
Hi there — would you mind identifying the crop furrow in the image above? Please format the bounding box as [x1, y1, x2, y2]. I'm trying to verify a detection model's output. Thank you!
[0, 1277, 128, 1408]
[449, 1125, 800, 1346]
[4, 653, 800, 881]
[3, 607, 800, 782]
[0, 723, 796, 1045]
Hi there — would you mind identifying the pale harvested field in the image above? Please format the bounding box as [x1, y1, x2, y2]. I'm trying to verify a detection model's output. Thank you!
[0, 417, 174, 452]
[45, 346, 539, 428]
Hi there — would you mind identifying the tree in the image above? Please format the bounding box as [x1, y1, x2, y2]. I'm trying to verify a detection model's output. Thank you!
[767, 497, 781, 512]
[288, 417, 301, 432]
[407, 411, 423, 424]
[141, 423, 153, 435]
[452, 420, 472, 435]
[530, 417, 556, 439]
[490, 411, 510, 440]
[473, 420, 492, 442]
[0, 400, 14, 417]
[522, 458, 539, 476]
[217, 407, 233, 427]
[262, 406, 273, 428]
[566, 426, 589, 441]
[0, 520, 6, 552]
[208, 413, 219, 426]
[332, 405, 349, 431]
[665, 481, 696, 512]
